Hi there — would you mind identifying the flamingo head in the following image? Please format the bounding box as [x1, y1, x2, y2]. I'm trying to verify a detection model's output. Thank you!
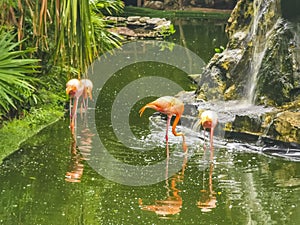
[66, 79, 81, 97]
[199, 110, 218, 130]
[66, 85, 77, 96]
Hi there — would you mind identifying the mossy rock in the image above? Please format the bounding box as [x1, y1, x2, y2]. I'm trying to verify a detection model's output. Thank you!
[196, 0, 298, 106]
[254, 20, 294, 106]
[267, 111, 300, 143]
[232, 115, 262, 134]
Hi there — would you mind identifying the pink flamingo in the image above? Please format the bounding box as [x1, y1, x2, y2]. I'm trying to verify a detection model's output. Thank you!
[66, 79, 84, 129]
[80, 79, 93, 111]
[199, 110, 218, 160]
[139, 96, 187, 155]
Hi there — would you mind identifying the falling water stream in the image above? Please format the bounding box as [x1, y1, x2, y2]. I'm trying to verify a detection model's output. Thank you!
[246, 0, 281, 103]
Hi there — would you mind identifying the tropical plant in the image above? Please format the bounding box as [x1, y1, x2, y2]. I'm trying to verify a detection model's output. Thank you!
[0, 30, 39, 114]
[0, 0, 124, 77]
[158, 24, 176, 38]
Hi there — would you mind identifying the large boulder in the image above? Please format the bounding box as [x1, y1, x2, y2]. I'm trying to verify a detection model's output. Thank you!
[191, 0, 300, 145]
[266, 101, 300, 143]
[195, 0, 299, 107]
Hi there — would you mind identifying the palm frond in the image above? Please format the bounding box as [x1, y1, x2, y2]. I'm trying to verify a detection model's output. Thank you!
[0, 31, 39, 112]
[0, 0, 124, 77]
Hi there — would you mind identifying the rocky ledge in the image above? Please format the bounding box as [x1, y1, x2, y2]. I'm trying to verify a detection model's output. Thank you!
[105, 16, 173, 39]
[177, 91, 300, 148]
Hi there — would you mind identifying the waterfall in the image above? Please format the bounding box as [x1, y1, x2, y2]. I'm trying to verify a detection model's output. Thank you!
[245, 0, 280, 104]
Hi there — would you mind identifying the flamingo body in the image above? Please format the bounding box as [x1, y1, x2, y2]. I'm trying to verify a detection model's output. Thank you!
[81, 79, 93, 101]
[66, 79, 84, 99]
[80, 79, 93, 111]
[139, 96, 187, 153]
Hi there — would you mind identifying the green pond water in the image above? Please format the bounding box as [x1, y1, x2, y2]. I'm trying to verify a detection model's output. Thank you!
[1, 18, 300, 225]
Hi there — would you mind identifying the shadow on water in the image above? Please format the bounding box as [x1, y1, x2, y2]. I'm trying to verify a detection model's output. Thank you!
[0, 18, 300, 225]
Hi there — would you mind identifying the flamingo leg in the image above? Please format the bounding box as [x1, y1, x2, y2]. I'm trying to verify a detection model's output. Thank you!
[166, 115, 171, 157]
[69, 98, 73, 119]
[210, 128, 214, 147]
[74, 97, 79, 119]
[81, 97, 87, 113]
[203, 129, 206, 152]
[210, 128, 214, 161]
[71, 97, 79, 130]
[86, 98, 89, 111]
[83, 97, 86, 110]
[172, 114, 187, 152]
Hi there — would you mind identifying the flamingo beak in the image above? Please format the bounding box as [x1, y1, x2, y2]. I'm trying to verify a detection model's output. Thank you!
[87, 88, 92, 100]
[200, 116, 210, 126]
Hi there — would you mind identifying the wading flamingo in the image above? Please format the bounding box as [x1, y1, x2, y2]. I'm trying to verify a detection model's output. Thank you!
[199, 110, 218, 159]
[66, 79, 84, 129]
[81, 79, 93, 111]
[139, 96, 187, 155]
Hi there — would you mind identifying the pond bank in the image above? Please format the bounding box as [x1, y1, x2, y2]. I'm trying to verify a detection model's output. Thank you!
[121, 6, 231, 19]
[0, 103, 64, 163]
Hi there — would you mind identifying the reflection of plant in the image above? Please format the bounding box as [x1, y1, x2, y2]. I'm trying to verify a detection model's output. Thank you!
[159, 41, 175, 52]
[158, 24, 176, 38]
[0, 31, 39, 113]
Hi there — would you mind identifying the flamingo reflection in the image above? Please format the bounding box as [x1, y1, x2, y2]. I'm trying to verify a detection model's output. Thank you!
[196, 163, 217, 212]
[139, 155, 187, 219]
[65, 130, 83, 183]
[65, 114, 94, 183]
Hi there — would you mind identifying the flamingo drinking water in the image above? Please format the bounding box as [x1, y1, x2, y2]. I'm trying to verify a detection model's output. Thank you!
[66, 79, 84, 129]
[139, 96, 187, 155]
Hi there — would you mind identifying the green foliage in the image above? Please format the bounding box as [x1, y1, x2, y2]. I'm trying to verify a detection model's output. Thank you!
[94, 0, 124, 15]
[0, 0, 124, 120]
[214, 45, 225, 53]
[0, 0, 124, 76]
[0, 30, 40, 113]
[90, 1, 124, 56]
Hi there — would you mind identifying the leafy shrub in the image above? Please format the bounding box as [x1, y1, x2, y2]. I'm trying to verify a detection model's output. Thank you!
[0, 30, 40, 117]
